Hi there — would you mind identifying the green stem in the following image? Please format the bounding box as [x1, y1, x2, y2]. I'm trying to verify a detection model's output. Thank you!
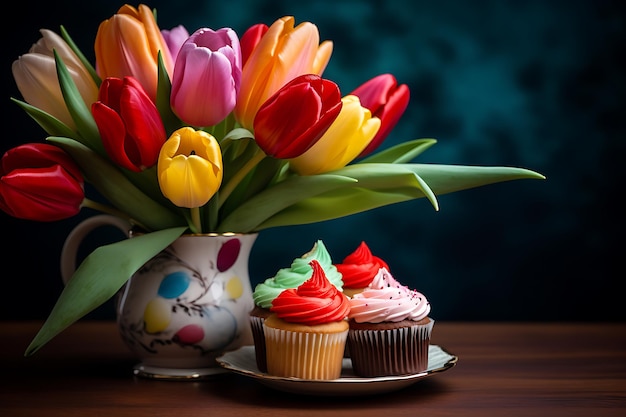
[218, 149, 266, 209]
[81, 198, 148, 231]
[190, 207, 202, 233]
[205, 194, 219, 232]
[81, 198, 128, 219]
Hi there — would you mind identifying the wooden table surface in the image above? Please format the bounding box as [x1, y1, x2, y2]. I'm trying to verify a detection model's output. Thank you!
[1, 321, 624, 417]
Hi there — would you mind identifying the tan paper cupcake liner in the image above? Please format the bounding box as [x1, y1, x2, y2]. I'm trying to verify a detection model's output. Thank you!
[264, 326, 348, 380]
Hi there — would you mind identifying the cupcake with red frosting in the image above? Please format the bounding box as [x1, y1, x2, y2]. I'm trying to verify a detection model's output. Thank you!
[263, 259, 350, 380]
[347, 267, 433, 377]
[335, 241, 389, 297]
[249, 240, 343, 372]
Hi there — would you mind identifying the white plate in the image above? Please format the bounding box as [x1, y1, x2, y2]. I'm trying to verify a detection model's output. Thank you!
[216, 344, 458, 396]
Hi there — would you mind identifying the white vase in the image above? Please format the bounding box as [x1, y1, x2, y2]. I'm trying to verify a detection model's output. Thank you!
[61, 215, 256, 379]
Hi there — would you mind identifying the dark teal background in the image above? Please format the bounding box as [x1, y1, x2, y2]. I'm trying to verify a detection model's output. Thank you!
[2, 0, 623, 321]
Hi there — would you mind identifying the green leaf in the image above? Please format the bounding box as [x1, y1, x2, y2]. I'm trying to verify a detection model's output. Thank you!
[10, 98, 78, 139]
[358, 138, 438, 163]
[59, 25, 101, 86]
[24, 227, 187, 356]
[220, 156, 284, 220]
[254, 163, 546, 230]
[121, 165, 175, 209]
[223, 127, 255, 141]
[48, 136, 185, 230]
[216, 173, 359, 233]
[209, 113, 239, 140]
[219, 129, 256, 164]
[221, 138, 260, 185]
[54, 50, 104, 156]
[156, 51, 183, 134]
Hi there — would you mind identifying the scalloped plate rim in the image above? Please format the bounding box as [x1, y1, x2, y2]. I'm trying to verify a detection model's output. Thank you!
[216, 344, 458, 396]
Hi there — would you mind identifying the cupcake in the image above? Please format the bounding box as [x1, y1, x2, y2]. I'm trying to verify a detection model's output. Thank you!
[263, 260, 350, 380]
[347, 267, 433, 377]
[335, 241, 389, 297]
[249, 240, 343, 372]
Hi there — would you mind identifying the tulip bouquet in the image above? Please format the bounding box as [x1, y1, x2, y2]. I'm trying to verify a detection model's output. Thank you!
[3, 4, 543, 354]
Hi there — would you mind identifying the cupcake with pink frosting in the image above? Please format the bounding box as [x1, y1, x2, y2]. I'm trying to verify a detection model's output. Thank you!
[347, 267, 433, 377]
[335, 241, 389, 297]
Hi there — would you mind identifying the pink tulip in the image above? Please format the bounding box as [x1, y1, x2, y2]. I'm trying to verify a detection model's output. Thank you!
[170, 27, 242, 127]
[161, 25, 190, 60]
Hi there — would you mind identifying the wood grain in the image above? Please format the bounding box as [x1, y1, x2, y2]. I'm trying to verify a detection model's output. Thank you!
[1, 321, 624, 417]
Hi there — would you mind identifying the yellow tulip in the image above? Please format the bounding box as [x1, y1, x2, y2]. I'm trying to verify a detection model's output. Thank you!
[94, 4, 174, 101]
[157, 127, 223, 208]
[288, 95, 381, 175]
[12, 29, 99, 130]
[234, 16, 333, 130]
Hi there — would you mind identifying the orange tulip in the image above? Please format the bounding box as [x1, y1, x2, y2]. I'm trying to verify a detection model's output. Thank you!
[234, 16, 333, 130]
[94, 4, 174, 101]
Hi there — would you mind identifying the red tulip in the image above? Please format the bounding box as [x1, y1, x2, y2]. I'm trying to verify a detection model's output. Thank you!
[234, 16, 333, 130]
[0, 143, 84, 221]
[253, 74, 342, 159]
[288, 95, 380, 175]
[240, 23, 268, 65]
[350, 73, 410, 157]
[92, 76, 167, 172]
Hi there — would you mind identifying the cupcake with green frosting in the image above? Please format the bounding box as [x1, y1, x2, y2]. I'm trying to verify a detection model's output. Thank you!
[249, 240, 343, 372]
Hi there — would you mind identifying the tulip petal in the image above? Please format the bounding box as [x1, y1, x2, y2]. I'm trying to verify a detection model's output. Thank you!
[158, 127, 223, 208]
[0, 143, 83, 221]
[170, 28, 241, 127]
[288, 95, 380, 175]
[95, 4, 174, 101]
[235, 16, 331, 130]
[171, 47, 237, 126]
[253, 74, 343, 159]
[93, 76, 166, 172]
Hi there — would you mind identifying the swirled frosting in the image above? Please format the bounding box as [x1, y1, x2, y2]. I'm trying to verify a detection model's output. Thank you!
[335, 241, 389, 289]
[348, 267, 431, 323]
[270, 260, 350, 325]
[253, 240, 343, 309]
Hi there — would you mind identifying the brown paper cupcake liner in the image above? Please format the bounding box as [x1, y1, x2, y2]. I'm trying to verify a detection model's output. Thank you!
[348, 319, 434, 377]
[249, 315, 267, 372]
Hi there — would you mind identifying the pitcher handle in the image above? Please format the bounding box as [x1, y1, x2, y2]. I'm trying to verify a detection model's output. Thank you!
[60, 214, 132, 285]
